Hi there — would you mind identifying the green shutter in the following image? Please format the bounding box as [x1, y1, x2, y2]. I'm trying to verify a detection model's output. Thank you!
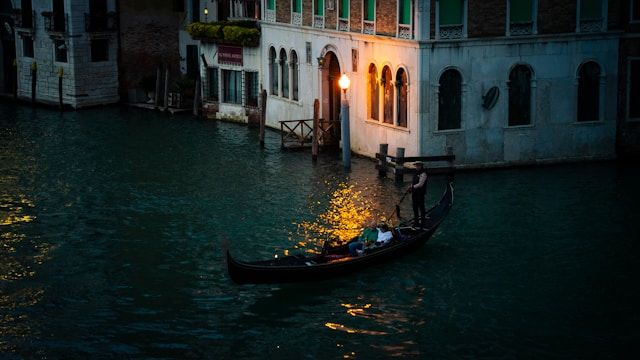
[340, 0, 349, 18]
[440, 0, 462, 26]
[267, 0, 275, 10]
[510, 0, 532, 22]
[400, 0, 411, 24]
[294, 0, 301, 13]
[316, 0, 324, 16]
[581, 0, 602, 20]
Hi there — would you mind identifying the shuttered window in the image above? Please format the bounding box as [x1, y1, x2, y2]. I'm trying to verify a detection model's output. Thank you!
[223, 70, 242, 104]
[340, 0, 349, 18]
[364, 0, 375, 21]
[440, 0, 463, 25]
[293, 0, 301, 13]
[510, 0, 532, 22]
[316, 0, 324, 16]
[580, 0, 602, 20]
[267, 0, 275, 10]
[399, 0, 411, 24]
[245, 71, 258, 107]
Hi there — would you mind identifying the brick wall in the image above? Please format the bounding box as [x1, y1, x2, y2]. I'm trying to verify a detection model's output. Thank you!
[538, 0, 575, 34]
[303, 1, 313, 27]
[468, 0, 505, 37]
[276, 0, 290, 24]
[325, 1, 337, 30]
[350, 0, 362, 33]
[119, 0, 182, 96]
[376, 0, 397, 36]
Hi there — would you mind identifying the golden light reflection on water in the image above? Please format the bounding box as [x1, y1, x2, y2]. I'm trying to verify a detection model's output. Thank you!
[289, 182, 379, 254]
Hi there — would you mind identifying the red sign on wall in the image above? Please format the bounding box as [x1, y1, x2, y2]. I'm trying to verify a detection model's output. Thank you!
[218, 45, 243, 66]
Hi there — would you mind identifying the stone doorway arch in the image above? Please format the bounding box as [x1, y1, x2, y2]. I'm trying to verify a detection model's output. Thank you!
[319, 49, 342, 147]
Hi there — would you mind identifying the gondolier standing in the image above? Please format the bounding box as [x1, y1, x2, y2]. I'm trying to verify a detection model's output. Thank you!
[409, 162, 428, 228]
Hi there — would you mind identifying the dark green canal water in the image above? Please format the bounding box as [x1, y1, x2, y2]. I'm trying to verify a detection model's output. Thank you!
[1, 104, 639, 359]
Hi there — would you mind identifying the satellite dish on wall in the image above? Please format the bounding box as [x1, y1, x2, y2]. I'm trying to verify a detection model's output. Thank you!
[482, 86, 499, 110]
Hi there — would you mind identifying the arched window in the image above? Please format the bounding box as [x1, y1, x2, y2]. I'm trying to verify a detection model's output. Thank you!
[280, 49, 289, 98]
[269, 47, 278, 95]
[508, 65, 532, 126]
[577, 61, 601, 122]
[291, 50, 299, 100]
[368, 64, 379, 120]
[438, 69, 462, 130]
[382, 66, 394, 124]
[396, 68, 408, 127]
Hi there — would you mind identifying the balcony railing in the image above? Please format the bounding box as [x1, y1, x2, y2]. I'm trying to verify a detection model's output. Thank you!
[338, 18, 349, 31]
[580, 18, 604, 33]
[85, 12, 118, 32]
[42, 12, 67, 33]
[398, 23, 412, 39]
[313, 15, 324, 29]
[439, 24, 463, 39]
[510, 21, 533, 36]
[363, 20, 375, 34]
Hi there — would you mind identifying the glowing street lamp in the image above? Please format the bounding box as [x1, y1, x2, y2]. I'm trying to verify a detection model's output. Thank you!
[204, 6, 208, 22]
[339, 73, 351, 169]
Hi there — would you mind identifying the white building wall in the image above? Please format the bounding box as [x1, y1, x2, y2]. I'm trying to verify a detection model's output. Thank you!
[13, 0, 118, 108]
[423, 34, 618, 167]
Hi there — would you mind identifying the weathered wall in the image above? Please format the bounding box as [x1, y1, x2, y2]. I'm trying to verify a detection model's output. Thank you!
[119, 0, 182, 99]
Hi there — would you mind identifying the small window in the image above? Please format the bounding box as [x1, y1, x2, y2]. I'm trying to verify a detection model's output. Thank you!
[245, 71, 259, 107]
[280, 49, 288, 98]
[291, 50, 299, 101]
[340, 0, 349, 19]
[54, 40, 67, 63]
[192, 0, 200, 22]
[91, 39, 109, 62]
[23, 37, 34, 58]
[438, 69, 462, 130]
[580, 0, 602, 20]
[364, 0, 375, 21]
[577, 61, 601, 122]
[399, 0, 411, 25]
[629, 59, 640, 119]
[508, 65, 532, 126]
[207, 67, 218, 101]
[382, 66, 394, 124]
[440, 0, 463, 25]
[222, 69, 242, 104]
[315, 0, 324, 16]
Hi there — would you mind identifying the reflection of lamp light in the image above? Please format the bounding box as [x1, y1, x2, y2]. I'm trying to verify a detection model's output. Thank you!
[339, 73, 351, 94]
[317, 56, 325, 67]
[204, 6, 208, 22]
[339, 73, 351, 169]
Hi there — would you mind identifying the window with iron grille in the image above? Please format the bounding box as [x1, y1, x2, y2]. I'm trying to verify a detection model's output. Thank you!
[245, 71, 259, 107]
[223, 69, 242, 104]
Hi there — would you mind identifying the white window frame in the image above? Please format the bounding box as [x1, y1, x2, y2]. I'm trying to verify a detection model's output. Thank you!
[435, 0, 468, 40]
[627, 57, 640, 122]
[576, 0, 608, 33]
[505, 0, 538, 36]
[362, 0, 376, 34]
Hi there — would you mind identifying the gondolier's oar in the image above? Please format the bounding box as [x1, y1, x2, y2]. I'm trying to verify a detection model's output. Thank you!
[385, 188, 410, 222]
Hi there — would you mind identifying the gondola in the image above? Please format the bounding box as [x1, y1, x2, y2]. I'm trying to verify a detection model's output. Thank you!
[227, 182, 454, 284]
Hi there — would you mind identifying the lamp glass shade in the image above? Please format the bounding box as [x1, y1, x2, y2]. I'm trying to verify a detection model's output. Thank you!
[338, 73, 350, 90]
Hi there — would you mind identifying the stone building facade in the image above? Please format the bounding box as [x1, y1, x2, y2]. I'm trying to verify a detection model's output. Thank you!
[7, 0, 119, 108]
[258, 0, 635, 167]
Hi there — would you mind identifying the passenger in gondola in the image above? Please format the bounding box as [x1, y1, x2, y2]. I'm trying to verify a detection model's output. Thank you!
[375, 223, 393, 246]
[349, 221, 378, 256]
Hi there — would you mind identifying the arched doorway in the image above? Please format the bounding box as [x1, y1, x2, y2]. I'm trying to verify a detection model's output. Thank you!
[0, 0, 16, 95]
[320, 51, 341, 147]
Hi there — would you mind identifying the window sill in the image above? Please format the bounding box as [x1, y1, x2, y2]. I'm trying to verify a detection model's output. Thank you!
[504, 123, 535, 130]
[433, 127, 464, 134]
[365, 119, 410, 132]
[270, 95, 301, 106]
[572, 120, 603, 125]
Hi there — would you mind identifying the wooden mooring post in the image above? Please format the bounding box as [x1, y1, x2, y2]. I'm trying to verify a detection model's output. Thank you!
[163, 67, 170, 110]
[395, 147, 405, 183]
[154, 67, 161, 107]
[259, 89, 267, 147]
[312, 99, 319, 162]
[30, 62, 37, 107]
[376, 144, 456, 182]
[57, 67, 64, 111]
[193, 78, 200, 116]
[378, 143, 389, 177]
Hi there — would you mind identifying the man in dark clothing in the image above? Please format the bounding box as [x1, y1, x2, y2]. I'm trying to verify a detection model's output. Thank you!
[409, 162, 428, 228]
